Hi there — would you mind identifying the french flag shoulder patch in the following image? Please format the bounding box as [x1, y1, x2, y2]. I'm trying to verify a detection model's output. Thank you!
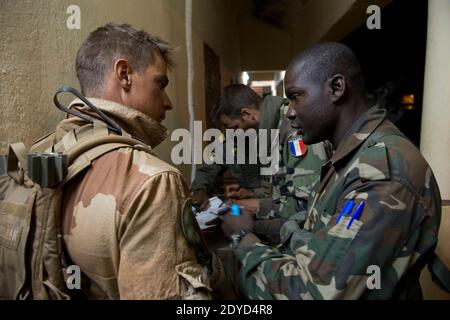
[289, 137, 307, 157]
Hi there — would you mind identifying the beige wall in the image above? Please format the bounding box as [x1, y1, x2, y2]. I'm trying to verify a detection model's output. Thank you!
[0, 0, 241, 181]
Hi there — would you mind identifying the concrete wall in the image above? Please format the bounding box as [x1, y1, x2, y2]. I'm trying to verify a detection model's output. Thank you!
[419, 0, 450, 300]
[0, 0, 241, 181]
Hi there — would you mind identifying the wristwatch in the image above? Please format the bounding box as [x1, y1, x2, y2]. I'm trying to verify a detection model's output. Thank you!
[230, 229, 250, 249]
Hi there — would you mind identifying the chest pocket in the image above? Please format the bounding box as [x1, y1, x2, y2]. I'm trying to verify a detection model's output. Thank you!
[308, 138, 391, 232]
[306, 214, 365, 285]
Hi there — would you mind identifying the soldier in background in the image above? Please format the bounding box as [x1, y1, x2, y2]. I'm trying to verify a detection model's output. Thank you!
[221, 43, 441, 299]
[191, 137, 262, 211]
[210, 84, 328, 244]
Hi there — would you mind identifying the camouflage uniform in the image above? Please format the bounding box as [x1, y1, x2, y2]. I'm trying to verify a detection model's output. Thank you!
[191, 96, 328, 212]
[236, 106, 441, 299]
[35, 98, 211, 299]
[257, 98, 329, 221]
[190, 144, 262, 194]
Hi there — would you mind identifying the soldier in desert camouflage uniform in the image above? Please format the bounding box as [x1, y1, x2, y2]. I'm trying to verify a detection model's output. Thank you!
[221, 43, 441, 299]
[32, 23, 214, 299]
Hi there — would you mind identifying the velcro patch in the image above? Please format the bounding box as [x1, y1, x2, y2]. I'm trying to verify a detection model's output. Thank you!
[0, 221, 22, 250]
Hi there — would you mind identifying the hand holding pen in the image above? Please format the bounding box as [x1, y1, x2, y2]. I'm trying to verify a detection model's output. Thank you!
[220, 203, 255, 239]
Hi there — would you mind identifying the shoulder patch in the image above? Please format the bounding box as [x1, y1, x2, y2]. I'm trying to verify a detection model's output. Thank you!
[180, 198, 203, 247]
[180, 198, 213, 269]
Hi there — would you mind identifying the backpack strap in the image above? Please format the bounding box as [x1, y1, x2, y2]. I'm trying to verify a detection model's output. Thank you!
[27, 120, 151, 187]
[428, 253, 450, 292]
[63, 134, 153, 184]
[31, 131, 57, 153]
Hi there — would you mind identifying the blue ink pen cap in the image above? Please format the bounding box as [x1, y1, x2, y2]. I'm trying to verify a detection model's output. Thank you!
[346, 201, 365, 230]
[230, 203, 241, 216]
[336, 200, 355, 224]
[343, 200, 355, 214]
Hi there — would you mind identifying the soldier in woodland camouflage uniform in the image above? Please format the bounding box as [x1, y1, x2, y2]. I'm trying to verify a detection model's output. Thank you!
[221, 43, 441, 300]
[190, 140, 262, 210]
[257, 105, 330, 221]
[33, 24, 214, 299]
[209, 84, 328, 243]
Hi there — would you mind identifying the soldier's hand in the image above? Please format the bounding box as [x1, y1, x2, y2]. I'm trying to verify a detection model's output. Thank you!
[220, 208, 255, 239]
[228, 187, 256, 200]
[233, 199, 259, 217]
[192, 190, 209, 210]
[225, 184, 240, 198]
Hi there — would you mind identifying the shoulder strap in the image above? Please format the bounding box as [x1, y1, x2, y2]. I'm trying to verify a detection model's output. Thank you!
[63, 134, 153, 185]
[28, 120, 153, 186]
[428, 253, 450, 293]
[367, 122, 405, 145]
[31, 132, 57, 153]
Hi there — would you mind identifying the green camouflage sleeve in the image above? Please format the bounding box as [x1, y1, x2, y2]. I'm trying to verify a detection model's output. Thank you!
[257, 142, 327, 220]
[190, 163, 227, 193]
[236, 178, 439, 300]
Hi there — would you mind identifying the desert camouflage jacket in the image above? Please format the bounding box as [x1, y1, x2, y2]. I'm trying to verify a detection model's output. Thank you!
[36, 98, 211, 299]
[236, 105, 441, 299]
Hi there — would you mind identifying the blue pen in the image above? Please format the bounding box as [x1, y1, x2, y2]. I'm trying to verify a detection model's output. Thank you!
[336, 200, 355, 224]
[346, 201, 365, 229]
[230, 203, 241, 216]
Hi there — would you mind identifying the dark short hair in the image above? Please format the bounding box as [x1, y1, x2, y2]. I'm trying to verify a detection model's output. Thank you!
[287, 42, 365, 91]
[210, 84, 262, 125]
[76, 23, 173, 95]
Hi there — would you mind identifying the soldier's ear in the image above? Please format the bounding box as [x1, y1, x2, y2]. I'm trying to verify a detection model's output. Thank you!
[114, 59, 132, 91]
[328, 74, 346, 103]
[241, 107, 257, 121]
[241, 107, 252, 120]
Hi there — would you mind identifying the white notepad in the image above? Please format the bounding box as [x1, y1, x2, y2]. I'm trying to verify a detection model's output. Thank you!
[194, 196, 226, 230]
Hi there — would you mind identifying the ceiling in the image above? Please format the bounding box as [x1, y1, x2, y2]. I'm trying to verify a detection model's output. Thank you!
[251, 0, 309, 29]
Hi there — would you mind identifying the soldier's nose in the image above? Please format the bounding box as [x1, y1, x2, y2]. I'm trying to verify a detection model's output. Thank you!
[287, 104, 296, 120]
[163, 91, 173, 110]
